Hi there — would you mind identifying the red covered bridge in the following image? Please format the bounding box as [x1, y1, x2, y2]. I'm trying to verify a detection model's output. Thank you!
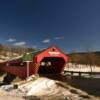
[0, 46, 68, 79]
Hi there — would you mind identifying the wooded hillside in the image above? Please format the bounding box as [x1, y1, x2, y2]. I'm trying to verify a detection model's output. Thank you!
[0, 43, 35, 56]
[68, 52, 100, 66]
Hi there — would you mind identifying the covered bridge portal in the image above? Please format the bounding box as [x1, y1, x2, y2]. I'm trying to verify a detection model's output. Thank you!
[31, 46, 68, 75]
[0, 46, 68, 78]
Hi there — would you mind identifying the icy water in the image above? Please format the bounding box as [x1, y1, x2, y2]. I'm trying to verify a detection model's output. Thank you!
[79, 74, 100, 78]
[91, 75, 100, 78]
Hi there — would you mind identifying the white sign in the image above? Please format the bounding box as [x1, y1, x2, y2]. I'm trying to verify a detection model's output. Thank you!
[48, 51, 60, 56]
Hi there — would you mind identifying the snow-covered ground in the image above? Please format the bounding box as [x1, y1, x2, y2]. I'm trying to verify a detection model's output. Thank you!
[65, 63, 100, 72]
[0, 76, 99, 100]
[64, 63, 100, 78]
[0, 53, 21, 63]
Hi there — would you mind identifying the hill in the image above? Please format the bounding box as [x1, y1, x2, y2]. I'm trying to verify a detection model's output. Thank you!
[68, 51, 100, 66]
[0, 43, 35, 62]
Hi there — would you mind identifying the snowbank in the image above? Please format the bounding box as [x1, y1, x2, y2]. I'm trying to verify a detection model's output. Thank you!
[18, 77, 99, 100]
[0, 76, 99, 100]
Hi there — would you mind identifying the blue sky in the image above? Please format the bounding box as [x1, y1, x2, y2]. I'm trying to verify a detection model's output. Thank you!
[0, 0, 100, 53]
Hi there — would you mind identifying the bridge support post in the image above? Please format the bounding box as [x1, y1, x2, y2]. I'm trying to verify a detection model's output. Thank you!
[79, 72, 81, 77]
[71, 72, 73, 79]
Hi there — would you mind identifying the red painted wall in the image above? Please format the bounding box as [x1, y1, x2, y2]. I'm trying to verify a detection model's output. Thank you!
[0, 46, 68, 79]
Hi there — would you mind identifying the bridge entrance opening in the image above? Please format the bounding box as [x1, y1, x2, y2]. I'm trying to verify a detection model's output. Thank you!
[38, 57, 65, 74]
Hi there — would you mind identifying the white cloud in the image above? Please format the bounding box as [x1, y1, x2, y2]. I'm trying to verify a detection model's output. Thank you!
[54, 36, 64, 40]
[54, 37, 60, 40]
[7, 38, 16, 42]
[42, 39, 50, 43]
[13, 41, 26, 46]
[32, 45, 37, 49]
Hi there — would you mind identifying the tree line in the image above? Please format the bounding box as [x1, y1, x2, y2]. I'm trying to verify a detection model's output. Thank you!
[68, 52, 100, 66]
[0, 43, 35, 56]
